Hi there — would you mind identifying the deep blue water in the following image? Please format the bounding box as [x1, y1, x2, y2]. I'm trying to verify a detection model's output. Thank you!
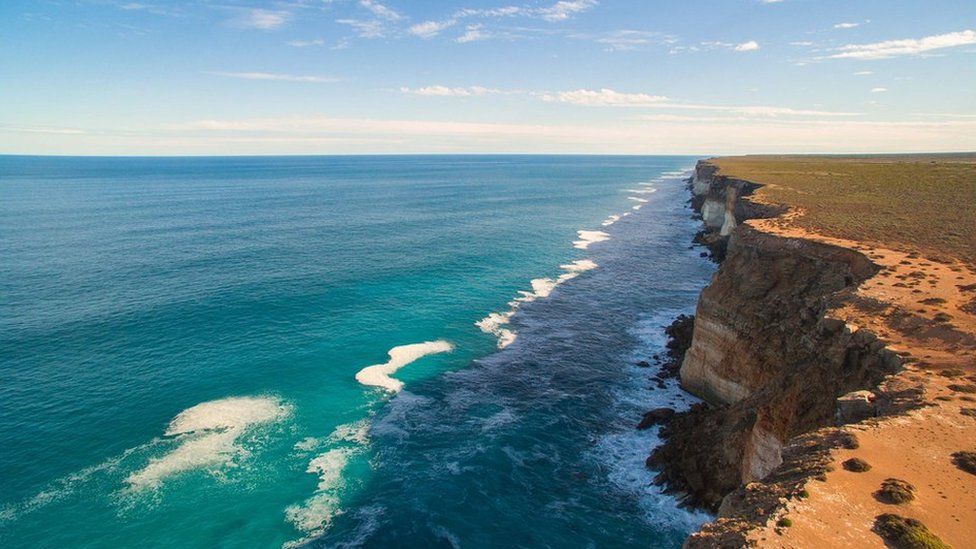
[0, 155, 714, 548]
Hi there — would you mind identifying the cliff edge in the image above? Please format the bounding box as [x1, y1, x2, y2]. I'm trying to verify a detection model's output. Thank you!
[649, 155, 976, 548]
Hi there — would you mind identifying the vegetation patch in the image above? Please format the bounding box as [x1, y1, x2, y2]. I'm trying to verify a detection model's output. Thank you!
[776, 517, 793, 528]
[874, 514, 950, 549]
[842, 457, 872, 472]
[948, 384, 976, 394]
[951, 451, 976, 475]
[711, 155, 976, 267]
[875, 478, 916, 504]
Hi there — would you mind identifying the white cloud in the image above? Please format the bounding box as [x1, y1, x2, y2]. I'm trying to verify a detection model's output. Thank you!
[594, 30, 663, 51]
[537, 0, 598, 22]
[834, 22, 860, 29]
[457, 24, 491, 43]
[359, 0, 402, 21]
[853, 70, 874, 75]
[209, 72, 339, 83]
[790, 41, 814, 46]
[540, 88, 859, 117]
[827, 29, 976, 59]
[228, 9, 290, 30]
[759, 0, 783, 3]
[286, 39, 324, 47]
[0, 125, 85, 135]
[409, 20, 457, 38]
[734, 40, 759, 52]
[541, 88, 669, 107]
[871, 87, 888, 93]
[400, 85, 503, 97]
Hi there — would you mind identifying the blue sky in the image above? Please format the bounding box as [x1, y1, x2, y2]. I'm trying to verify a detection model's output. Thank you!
[2, 0, 975, 154]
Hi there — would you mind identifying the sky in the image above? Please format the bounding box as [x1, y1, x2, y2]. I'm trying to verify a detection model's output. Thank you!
[1, 0, 975, 155]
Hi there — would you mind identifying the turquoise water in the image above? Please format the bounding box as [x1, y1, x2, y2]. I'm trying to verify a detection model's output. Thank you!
[0, 155, 714, 548]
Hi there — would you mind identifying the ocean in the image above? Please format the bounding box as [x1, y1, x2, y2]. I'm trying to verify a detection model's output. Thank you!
[0, 155, 715, 548]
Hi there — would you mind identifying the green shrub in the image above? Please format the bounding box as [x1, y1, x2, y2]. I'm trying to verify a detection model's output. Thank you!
[776, 517, 793, 528]
[843, 457, 872, 472]
[876, 478, 916, 504]
[952, 451, 976, 475]
[874, 514, 949, 549]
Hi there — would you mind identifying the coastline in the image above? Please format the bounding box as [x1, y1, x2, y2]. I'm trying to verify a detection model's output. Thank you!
[648, 156, 976, 547]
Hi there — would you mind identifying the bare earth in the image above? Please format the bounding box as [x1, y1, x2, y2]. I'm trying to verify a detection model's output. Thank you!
[712, 156, 976, 547]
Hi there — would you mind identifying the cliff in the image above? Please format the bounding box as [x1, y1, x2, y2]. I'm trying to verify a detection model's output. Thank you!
[646, 160, 920, 536]
[648, 156, 976, 548]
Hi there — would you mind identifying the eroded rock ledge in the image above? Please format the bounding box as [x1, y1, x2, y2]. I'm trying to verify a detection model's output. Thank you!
[648, 160, 909, 543]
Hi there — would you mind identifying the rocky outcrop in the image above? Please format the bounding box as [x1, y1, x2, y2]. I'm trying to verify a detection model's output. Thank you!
[647, 160, 903, 514]
[688, 161, 778, 260]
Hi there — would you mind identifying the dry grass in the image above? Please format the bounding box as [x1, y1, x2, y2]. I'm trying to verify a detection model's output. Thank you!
[710, 154, 976, 267]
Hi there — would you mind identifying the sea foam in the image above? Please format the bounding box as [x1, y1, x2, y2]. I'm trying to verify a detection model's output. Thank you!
[284, 421, 371, 546]
[476, 258, 599, 348]
[572, 230, 610, 250]
[355, 341, 454, 392]
[126, 396, 290, 490]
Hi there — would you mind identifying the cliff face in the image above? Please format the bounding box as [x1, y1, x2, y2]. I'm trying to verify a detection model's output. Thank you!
[648, 160, 903, 512]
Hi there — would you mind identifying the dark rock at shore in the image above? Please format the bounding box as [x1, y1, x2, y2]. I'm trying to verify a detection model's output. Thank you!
[636, 408, 676, 430]
[659, 314, 695, 379]
[636, 360, 650, 368]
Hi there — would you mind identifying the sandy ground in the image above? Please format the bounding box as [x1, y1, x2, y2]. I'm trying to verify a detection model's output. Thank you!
[743, 212, 976, 547]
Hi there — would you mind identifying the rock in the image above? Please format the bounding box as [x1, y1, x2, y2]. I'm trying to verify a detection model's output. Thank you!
[835, 390, 876, 424]
[819, 317, 845, 334]
[636, 408, 676, 430]
[636, 360, 650, 368]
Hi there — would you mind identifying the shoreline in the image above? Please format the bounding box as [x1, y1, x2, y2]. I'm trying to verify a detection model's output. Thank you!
[647, 157, 976, 547]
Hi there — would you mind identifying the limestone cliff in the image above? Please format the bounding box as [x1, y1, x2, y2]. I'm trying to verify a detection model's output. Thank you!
[648, 160, 903, 514]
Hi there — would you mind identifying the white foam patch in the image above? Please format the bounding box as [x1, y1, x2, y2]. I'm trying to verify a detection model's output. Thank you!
[627, 197, 649, 203]
[284, 419, 371, 546]
[661, 169, 692, 178]
[573, 230, 610, 250]
[632, 205, 643, 210]
[126, 396, 290, 490]
[601, 214, 621, 227]
[355, 341, 454, 393]
[622, 212, 631, 217]
[623, 188, 657, 194]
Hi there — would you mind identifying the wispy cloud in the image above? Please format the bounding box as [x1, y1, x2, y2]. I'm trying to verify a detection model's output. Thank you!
[209, 72, 339, 83]
[227, 8, 290, 30]
[826, 29, 976, 59]
[541, 88, 669, 107]
[853, 70, 874, 75]
[871, 87, 888, 93]
[336, 18, 387, 38]
[457, 24, 492, 43]
[537, 0, 598, 22]
[540, 88, 859, 117]
[834, 22, 860, 29]
[286, 39, 324, 48]
[400, 85, 504, 97]
[0, 124, 86, 135]
[409, 20, 457, 39]
[358, 0, 402, 21]
[592, 30, 667, 52]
